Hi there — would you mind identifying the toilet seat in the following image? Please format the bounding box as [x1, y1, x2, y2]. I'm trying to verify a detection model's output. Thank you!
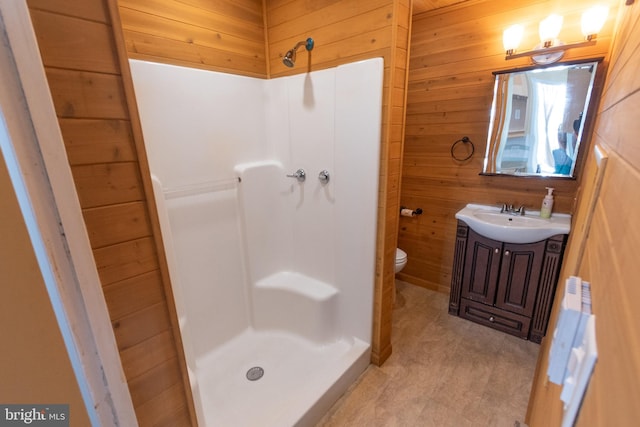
[394, 248, 407, 275]
[395, 248, 407, 264]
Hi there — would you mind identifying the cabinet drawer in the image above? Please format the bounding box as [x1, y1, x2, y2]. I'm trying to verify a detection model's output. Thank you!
[460, 299, 531, 339]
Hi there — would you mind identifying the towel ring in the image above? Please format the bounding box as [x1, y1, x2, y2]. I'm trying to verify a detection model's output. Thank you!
[450, 136, 475, 162]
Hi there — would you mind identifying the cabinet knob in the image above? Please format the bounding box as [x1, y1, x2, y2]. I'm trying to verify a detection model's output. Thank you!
[489, 316, 495, 323]
[504, 250, 510, 256]
[495, 248, 500, 254]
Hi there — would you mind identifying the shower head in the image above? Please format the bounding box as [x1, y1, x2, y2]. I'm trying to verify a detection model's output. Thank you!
[282, 37, 314, 68]
[282, 49, 297, 68]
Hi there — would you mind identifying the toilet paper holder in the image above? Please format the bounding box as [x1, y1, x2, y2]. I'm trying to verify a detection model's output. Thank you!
[400, 206, 423, 217]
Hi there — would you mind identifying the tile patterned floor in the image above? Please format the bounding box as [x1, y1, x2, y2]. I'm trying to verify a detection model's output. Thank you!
[316, 280, 540, 427]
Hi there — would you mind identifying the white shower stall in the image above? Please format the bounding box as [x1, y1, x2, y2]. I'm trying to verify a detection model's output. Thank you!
[129, 58, 383, 426]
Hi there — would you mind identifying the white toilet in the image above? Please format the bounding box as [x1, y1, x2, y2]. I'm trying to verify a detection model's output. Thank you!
[393, 248, 407, 303]
[395, 248, 407, 273]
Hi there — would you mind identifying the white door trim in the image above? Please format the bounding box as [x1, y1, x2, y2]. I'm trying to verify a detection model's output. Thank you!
[0, 2, 137, 425]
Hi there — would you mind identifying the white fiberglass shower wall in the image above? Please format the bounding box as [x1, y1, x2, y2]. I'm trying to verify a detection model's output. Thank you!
[130, 58, 383, 427]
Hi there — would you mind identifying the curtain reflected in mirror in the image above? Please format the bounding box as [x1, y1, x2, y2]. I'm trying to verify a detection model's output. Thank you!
[483, 59, 602, 177]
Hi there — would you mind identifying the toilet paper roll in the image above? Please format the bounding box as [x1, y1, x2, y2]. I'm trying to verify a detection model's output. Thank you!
[400, 208, 415, 217]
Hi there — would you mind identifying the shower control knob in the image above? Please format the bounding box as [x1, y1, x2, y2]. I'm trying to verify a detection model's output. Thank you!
[286, 169, 306, 182]
[318, 170, 330, 184]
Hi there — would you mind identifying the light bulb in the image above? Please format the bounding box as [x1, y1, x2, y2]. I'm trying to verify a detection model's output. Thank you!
[539, 14, 563, 46]
[582, 6, 609, 40]
[503, 24, 524, 54]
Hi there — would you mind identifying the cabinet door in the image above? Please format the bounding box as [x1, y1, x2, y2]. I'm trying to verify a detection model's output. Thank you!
[461, 229, 501, 305]
[495, 241, 545, 317]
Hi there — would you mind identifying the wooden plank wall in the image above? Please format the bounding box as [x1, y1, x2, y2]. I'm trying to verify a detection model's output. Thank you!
[118, 0, 267, 77]
[265, 0, 412, 364]
[527, 2, 640, 425]
[412, 0, 468, 15]
[26, 0, 196, 425]
[399, 0, 618, 293]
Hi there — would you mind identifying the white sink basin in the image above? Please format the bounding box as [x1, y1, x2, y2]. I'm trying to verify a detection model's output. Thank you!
[455, 203, 571, 244]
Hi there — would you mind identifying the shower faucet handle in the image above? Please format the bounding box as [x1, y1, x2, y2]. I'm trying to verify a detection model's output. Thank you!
[286, 169, 306, 182]
[318, 170, 330, 184]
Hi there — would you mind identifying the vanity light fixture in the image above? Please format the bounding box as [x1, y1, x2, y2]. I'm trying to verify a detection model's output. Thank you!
[504, 5, 609, 64]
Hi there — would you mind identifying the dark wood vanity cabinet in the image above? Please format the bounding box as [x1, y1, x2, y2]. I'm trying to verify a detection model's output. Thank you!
[449, 220, 567, 343]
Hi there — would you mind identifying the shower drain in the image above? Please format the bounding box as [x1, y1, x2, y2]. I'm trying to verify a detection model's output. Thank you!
[246, 366, 264, 381]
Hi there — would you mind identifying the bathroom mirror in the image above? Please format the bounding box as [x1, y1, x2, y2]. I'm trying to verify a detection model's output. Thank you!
[482, 58, 602, 177]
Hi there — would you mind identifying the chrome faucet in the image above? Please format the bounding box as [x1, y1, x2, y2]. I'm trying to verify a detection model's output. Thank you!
[286, 169, 306, 182]
[318, 170, 330, 184]
[501, 203, 526, 215]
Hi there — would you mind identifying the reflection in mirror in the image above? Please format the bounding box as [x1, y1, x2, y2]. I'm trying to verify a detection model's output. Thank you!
[483, 59, 602, 177]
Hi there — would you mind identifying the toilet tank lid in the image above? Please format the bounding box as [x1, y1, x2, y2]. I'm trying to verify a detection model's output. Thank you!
[396, 248, 407, 261]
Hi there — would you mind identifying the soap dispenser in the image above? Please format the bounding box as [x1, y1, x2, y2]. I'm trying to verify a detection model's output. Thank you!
[540, 187, 554, 219]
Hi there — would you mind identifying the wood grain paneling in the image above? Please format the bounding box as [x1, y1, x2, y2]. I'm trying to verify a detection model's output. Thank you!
[398, 0, 618, 295]
[113, 302, 172, 351]
[45, 68, 129, 119]
[135, 382, 189, 427]
[59, 119, 138, 165]
[29, 9, 120, 73]
[528, 4, 640, 424]
[26, 0, 197, 425]
[94, 237, 159, 284]
[128, 357, 182, 407]
[103, 270, 166, 320]
[71, 162, 144, 208]
[27, 0, 110, 23]
[119, 329, 178, 379]
[118, 0, 267, 77]
[83, 202, 152, 248]
[412, 0, 468, 15]
[266, 0, 393, 78]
